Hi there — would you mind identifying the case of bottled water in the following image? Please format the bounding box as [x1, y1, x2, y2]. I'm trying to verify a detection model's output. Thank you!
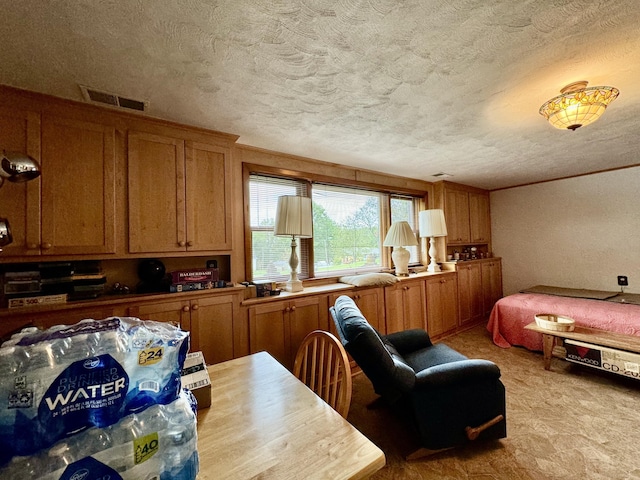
[0, 389, 199, 479]
[0, 316, 194, 477]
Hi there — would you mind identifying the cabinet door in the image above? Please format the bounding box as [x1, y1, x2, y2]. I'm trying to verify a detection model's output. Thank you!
[481, 260, 503, 316]
[128, 131, 186, 253]
[185, 141, 232, 251]
[445, 190, 470, 244]
[426, 275, 458, 337]
[0, 106, 41, 256]
[249, 301, 288, 367]
[41, 115, 116, 255]
[189, 293, 240, 365]
[288, 295, 329, 368]
[384, 283, 405, 334]
[129, 299, 191, 329]
[352, 287, 386, 334]
[469, 192, 491, 243]
[401, 280, 427, 331]
[458, 263, 483, 325]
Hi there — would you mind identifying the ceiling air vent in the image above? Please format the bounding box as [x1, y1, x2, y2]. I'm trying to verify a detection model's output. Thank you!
[432, 172, 453, 179]
[79, 85, 147, 112]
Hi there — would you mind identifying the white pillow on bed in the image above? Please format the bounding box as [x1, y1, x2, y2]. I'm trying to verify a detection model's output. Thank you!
[339, 273, 398, 286]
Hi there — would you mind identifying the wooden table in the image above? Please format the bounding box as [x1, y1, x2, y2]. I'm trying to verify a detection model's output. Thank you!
[196, 351, 386, 479]
[524, 322, 640, 370]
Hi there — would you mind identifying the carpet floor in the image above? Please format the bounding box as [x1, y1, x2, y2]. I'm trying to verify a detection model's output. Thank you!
[346, 324, 640, 480]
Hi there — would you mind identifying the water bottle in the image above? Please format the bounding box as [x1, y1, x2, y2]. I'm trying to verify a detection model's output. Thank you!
[79, 426, 113, 458]
[161, 426, 189, 479]
[1, 453, 44, 480]
[108, 414, 143, 473]
[138, 403, 169, 435]
[45, 442, 76, 476]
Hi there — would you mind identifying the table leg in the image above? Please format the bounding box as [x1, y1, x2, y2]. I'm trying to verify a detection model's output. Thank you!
[542, 333, 554, 370]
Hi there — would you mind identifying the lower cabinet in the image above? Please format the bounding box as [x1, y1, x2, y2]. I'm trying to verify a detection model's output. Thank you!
[328, 287, 386, 334]
[481, 258, 503, 316]
[384, 278, 427, 334]
[129, 291, 244, 366]
[457, 262, 484, 326]
[248, 295, 329, 370]
[425, 273, 459, 338]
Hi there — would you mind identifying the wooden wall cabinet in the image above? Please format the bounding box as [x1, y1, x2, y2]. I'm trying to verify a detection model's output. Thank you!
[481, 258, 503, 316]
[248, 295, 329, 370]
[457, 262, 484, 326]
[384, 278, 427, 334]
[425, 273, 458, 338]
[127, 131, 232, 254]
[435, 182, 491, 247]
[0, 109, 117, 256]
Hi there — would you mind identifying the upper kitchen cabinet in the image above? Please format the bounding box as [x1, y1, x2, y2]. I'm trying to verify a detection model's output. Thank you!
[434, 181, 492, 247]
[0, 109, 116, 257]
[127, 131, 232, 254]
[0, 106, 41, 257]
[40, 115, 117, 255]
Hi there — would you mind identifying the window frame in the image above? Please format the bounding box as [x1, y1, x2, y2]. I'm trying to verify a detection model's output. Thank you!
[243, 163, 427, 282]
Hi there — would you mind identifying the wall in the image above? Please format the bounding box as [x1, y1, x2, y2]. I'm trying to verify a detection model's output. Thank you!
[490, 167, 640, 296]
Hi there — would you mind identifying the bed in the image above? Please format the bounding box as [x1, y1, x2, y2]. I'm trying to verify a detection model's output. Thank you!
[487, 285, 640, 351]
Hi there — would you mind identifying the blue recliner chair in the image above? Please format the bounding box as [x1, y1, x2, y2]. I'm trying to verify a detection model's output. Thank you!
[330, 295, 506, 458]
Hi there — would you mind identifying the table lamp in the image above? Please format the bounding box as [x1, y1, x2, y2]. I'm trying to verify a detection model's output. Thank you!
[383, 221, 418, 276]
[419, 209, 448, 272]
[274, 195, 313, 292]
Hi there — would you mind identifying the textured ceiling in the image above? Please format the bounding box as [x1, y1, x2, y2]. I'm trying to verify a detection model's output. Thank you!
[1, 0, 639, 190]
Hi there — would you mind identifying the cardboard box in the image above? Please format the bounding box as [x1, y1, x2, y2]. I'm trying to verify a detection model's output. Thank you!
[565, 339, 640, 380]
[180, 351, 212, 409]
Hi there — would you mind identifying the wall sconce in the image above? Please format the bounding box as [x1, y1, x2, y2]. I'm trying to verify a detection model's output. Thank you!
[539, 81, 619, 131]
[419, 209, 448, 273]
[383, 221, 418, 277]
[274, 195, 313, 292]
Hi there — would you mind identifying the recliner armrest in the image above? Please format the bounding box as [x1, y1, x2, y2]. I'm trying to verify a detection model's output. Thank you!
[384, 329, 433, 354]
[414, 359, 501, 389]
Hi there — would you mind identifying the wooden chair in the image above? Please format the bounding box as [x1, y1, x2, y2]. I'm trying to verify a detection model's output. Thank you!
[293, 330, 353, 418]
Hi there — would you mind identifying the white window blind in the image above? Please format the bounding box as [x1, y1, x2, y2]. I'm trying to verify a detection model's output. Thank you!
[390, 195, 420, 264]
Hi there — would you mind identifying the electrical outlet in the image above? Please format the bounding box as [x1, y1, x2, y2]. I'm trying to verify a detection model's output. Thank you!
[618, 275, 628, 287]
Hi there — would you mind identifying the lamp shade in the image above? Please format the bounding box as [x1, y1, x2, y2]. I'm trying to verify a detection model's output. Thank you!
[383, 221, 418, 247]
[419, 209, 447, 238]
[274, 195, 313, 238]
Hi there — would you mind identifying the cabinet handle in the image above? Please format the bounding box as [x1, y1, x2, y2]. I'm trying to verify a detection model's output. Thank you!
[27, 243, 38, 250]
[284, 306, 290, 313]
[182, 306, 190, 312]
[187, 241, 194, 247]
[291, 305, 296, 312]
[403, 286, 409, 291]
[191, 304, 199, 311]
[354, 294, 360, 300]
[41, 242, 52, 250]
[178, 241, 186, 247]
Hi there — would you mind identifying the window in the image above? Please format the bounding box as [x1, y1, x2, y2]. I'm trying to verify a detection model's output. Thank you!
[247, 172, 424, 281]
[390, 195, 420, 264]
[249, 175, 309, 282]
[312, 185, 383, 276]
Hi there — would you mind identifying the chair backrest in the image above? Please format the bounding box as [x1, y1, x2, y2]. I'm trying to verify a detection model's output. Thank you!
[330, 295, 415, 403]
[293, 330, 353, 418]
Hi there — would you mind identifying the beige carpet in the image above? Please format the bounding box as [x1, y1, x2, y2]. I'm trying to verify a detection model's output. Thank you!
[346, 324, 640, 480]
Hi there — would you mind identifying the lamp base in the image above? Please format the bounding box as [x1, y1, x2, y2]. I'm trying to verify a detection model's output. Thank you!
[426, 263, 442, 273]
[285, 278, 304, 293]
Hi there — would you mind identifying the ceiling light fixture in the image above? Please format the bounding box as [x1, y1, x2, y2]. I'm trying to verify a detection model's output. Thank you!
[539, 81, 619, 131]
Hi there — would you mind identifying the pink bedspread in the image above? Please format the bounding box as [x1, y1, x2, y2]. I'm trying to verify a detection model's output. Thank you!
[487, 293, 640, 350]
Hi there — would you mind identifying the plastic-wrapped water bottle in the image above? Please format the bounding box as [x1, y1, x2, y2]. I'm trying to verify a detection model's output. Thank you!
[108, 414, 143, 473]
[45, 442, 76, 476]
[1, 453, 44, 480]
[138, 403, 169, 435]
[161, 426, 189, 479]
[79, 426, 113, 458]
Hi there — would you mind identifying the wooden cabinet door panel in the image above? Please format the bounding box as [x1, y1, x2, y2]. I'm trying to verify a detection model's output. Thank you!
[352, 287, 385, 334]
[402, 280, 427, 331]
[427, 274, 458, 337]
[129, 299, 190, 329]
[458, 263, 483, 325]
[185, 141, 231, 251]
[249, 302, 288, 367]
[0, 107, 41, 255]
[288, 295, 328, 367]
[441, 276, 459, 333]
[469, 192, 491, 243]
[128, 131, 185, 253]
[384, 284, 405, 334]
[190, 294, 238, 365]
[445, 190, 470, 244]
[41, 115, 116, 255]
[481, 260, 503, 316]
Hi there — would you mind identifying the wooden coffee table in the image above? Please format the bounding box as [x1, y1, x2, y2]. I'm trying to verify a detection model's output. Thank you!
[524, 322, 640, 371]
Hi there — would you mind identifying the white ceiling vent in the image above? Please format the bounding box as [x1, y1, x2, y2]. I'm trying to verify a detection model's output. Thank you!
[432, 172, 453, 179]
[79, 85, 148, 112]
